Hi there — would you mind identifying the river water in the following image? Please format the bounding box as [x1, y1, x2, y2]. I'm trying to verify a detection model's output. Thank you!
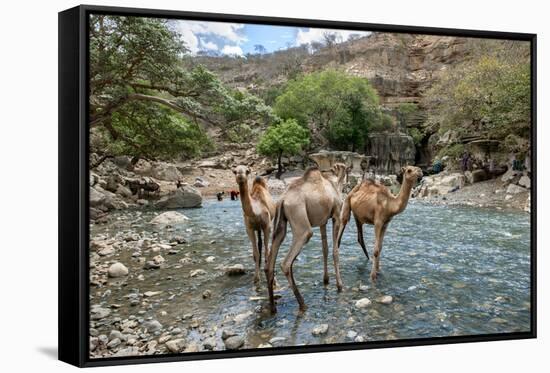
[90, 198, 531, 352]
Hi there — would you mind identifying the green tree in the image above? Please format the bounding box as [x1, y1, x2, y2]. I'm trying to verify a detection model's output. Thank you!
[273, 70, 385, 151]
[424, 39, 530, 153]
[89, 15, 274, 164]
[102, 101, 211, 161]
[257, 119, 310, 178]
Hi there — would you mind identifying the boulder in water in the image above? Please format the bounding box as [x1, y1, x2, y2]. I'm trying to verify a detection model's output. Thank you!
[506, 184, 527, 195]
[355, 298, 372, 309]
[149, 211, 189, 225]
[153, 186, 202, 209]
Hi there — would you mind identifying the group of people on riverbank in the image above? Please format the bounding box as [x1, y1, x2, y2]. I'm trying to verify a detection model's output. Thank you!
[216, 190, 240, 201]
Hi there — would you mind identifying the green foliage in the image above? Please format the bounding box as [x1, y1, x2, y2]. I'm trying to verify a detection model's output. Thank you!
[425, 40, 530, 145]
[227, 123, 254, 143]
[398, 103, 418, 115]
[273, 70, 385, 150]
[257, 119, 310, 161]
[369, 113, 394, 133]
[437, 143, 465, 159]
[103, 101, 212, 160]
[89, 15, 274, 160]
[408, 127, 424, 146]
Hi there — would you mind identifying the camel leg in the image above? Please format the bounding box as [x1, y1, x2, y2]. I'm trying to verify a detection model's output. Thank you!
[281, 226, 313, 312]
[332, 217, 344, 291]
[355, 217, 369, 260]
[320, 224, 329, 285]
[245, 225, 260, 284]
[266, 216, 286, 313]
[337, 195, 351, 248]
[370, 223, 387, 282]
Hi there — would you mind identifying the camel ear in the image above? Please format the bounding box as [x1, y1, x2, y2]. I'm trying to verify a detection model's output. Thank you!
[400, 166, 405, 174]
[231, 167, 237, 175]
[246, 167, 251, 175]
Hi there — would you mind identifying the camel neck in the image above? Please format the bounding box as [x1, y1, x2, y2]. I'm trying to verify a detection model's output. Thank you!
[393, 179, 414, 214]
[238, 180, 254, 217]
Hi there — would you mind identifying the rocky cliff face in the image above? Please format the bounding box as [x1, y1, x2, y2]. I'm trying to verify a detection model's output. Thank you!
[366, 133, 416, 174]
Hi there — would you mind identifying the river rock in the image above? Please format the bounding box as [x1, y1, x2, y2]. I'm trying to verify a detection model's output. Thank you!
[378, 295, 393, 304]
[224, 335, 245, 350]
[90, 307, 111, 320]
[113, 347, 140, 357]
[518, 175, 531, 189]
[107, 338, 121, 349]
[108, 262, 128, 278]
[115, 184, 133, 198]
[190, 269, 206, 277]
[143, 319, 163, 333]
[346, 330, 358, 340]
[224, 264, 246, 276]
[149, 211, 189, 225]
[506, 184, 527, 195]
[153, 186, 202, 209]
[143, 261, 161, 270]
[165, 338, 187, 353]
[90, 187, 106, 207]
[312, 324, 329, 336]
[133, 159, 153, 175]
[151, 163, 182, 182]
[153, 255, 165, 264]
[501, 169, 519, 183]
[355, 298, 372, 308]
[234, 311, 253, 323]
[221, 329, 237, 340]
[97, 246, 115, 256]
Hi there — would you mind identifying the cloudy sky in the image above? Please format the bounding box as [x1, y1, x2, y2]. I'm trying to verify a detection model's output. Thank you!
[172, 20, 370, 56]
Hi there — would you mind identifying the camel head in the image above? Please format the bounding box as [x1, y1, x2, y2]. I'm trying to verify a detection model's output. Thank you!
[400, 165, 423, 184]
[232, 165, 251, 184]
[331, 163, 352, 191]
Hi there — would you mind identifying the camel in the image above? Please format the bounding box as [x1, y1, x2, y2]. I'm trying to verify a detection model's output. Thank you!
[265, 163, 350, 313]
[233, 165, 276, 284]
[337, 165, 423, 282]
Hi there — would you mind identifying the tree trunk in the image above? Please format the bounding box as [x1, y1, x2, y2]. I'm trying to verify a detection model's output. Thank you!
[276, 152, 283, 179]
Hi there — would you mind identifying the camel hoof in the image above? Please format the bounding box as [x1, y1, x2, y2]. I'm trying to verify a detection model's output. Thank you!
[337, 284, 343, 292]
[323, 277, 329, 286]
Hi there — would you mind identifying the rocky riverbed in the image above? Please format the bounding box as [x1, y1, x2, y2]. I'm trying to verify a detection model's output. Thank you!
[89, 198, 531, 358]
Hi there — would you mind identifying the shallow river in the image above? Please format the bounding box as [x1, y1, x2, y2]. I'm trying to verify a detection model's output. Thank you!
[91, 198, 531, 351]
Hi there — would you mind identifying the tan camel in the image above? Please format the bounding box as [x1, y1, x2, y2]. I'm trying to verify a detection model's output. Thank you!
[265, 163, 349, 313]
[233, 165, 276, 284]
[337, 165, 423, 282]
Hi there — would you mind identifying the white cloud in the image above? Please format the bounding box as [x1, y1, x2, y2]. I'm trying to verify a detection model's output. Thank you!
[175, 20, 246, 54]
[200, 39, 218, 51]
[295, 28, 370, 46]
[221, 45, 244, 56]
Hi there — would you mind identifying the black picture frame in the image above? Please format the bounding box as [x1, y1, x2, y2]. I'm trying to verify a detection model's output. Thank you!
[58, 4, 537, 368]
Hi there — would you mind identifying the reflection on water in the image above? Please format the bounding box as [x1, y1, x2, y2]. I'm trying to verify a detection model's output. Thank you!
[91, 198, 531, 350]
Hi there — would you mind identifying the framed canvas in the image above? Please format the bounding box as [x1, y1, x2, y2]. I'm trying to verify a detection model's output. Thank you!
[58, 4, 536, 367]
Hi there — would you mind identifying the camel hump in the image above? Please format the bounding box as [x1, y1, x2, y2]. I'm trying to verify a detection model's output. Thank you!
[302, 166, 322, 180]
[253, 176, 267, 188]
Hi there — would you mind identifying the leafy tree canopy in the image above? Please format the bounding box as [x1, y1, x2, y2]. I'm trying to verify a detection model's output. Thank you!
[257, 119, 310, 177]
[424, 40, 530, 152]
[89, 15, 275, 163]
[273, 70, 388, 151]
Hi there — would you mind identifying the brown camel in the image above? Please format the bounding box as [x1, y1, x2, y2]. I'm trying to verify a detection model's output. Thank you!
[233, 165, 276, 284]
[337, 165, 423, 282]
[266, 163, 349, 313]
